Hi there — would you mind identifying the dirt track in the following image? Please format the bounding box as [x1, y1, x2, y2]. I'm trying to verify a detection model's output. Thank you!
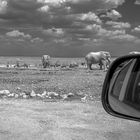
[0, 99, 140, 140]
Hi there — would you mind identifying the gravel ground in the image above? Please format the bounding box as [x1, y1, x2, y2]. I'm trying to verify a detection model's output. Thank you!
[0, 99, 140, 140]
[0, 67, 105, 101]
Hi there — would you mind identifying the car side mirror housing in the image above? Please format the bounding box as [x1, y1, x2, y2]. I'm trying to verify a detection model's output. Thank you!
[102, 54, 140, 121]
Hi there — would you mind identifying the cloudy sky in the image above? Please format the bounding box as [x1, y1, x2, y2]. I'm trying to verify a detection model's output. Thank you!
[0, 0, 140, 57]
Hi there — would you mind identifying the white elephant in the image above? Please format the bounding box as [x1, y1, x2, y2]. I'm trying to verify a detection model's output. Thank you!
[42, 55, 51, 68]
[85, 51, 111, 70]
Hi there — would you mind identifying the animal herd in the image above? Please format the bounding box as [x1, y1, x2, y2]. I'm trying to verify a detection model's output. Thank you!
[42, 51, 112, 71]
[5, 51, 140, 70]
[42, 51, 140, 71]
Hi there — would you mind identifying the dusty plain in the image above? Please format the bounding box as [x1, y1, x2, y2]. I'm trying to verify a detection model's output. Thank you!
[0, 57, 139, 140]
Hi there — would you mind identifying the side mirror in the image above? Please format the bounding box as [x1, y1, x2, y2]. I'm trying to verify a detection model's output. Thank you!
[102, 54, 140, 121]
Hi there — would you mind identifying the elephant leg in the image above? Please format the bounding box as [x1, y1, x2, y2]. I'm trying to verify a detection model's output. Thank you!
[42, 63, 45, 68]
[47, 61, 49, 67]
[46, 62, 49, 67]
[101, 60, 107, 71]
[99, 63, 103, 70]
[99, 60, 103, 70]
[43, 62, 47, 68]
[87, 63, 92, 70]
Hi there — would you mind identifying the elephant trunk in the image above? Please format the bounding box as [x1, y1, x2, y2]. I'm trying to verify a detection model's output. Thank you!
[107, 57, 111, 64]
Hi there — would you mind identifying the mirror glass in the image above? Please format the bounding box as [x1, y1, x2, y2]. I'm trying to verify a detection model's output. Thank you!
[108, 58, 140, 118]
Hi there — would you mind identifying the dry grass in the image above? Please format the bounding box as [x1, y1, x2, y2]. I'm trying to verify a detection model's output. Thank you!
[0, 57, 107, 101]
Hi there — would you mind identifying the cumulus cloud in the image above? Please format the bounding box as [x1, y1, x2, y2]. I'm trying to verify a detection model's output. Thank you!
[100, 9, 122, 20]
[77, 37, 90, 41]
[100, 29, 138, 42]
[38, 5, 50, 12]
[0, 0, 125, 30]
[0, 0, 7, 14]
[54, 39, 66, 43]
[106, 21, 131, 29]
[0, 0, 130, 50]
[85, 24, 101, 31]
[67, 0, 125, 7]
[97, 27, 125, 38]
[38, 0, 124, 5]
[110, 34, 137, 41]
[77, 12, 102, 24]
[42, 28, 64, 36]
[6, 30, 31, 39]
[132, 25, 140, 33]
[37, 0, 125, 16]
[135, 0, 140, 5]
[31, 37, 43, 43]
[6, 30, 45, 44]
[85, 23, 138, 42]
[37, 0, 65, 5]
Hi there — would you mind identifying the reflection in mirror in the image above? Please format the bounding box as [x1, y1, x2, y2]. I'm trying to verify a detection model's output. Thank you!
[108, 58, 140, 118]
